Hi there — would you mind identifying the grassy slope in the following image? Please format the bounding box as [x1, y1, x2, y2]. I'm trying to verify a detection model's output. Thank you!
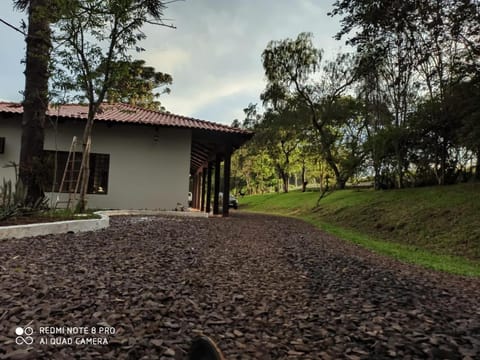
[240, 183, 480, 276]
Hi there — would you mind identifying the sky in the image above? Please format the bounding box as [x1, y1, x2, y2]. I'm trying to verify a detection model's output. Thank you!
[0, 0, 347, 125]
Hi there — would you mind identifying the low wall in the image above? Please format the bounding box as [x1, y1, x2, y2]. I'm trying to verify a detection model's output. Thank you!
[0, 212, 109, 240]
[0, 210, 208, 240]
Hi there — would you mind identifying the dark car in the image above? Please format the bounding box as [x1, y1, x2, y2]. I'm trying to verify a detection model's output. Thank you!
[219, 192, 238, 209]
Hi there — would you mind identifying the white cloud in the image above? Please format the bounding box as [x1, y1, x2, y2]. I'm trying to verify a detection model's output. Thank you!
[0, 0, 346, 123]
[161, 74, 264, 119]
[142, 48, 192, 74]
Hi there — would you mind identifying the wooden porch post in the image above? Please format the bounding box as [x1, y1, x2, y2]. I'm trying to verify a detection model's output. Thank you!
[201, 168, 207, 211]
[191, 174, 198, 209]
[222, 146, 232, 217]
[196, 172, 202, 209]
[206, 162, 213, 213]
[213, 154, 221, 215]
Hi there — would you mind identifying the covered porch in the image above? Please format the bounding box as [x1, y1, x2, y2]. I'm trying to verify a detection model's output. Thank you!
[189, 127, 252, 217]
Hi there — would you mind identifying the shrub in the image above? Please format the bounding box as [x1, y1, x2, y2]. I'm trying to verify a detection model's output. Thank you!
[0, 178, 48, 221]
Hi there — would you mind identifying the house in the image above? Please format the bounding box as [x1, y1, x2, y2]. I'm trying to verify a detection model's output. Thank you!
[0, 102, 252, 216]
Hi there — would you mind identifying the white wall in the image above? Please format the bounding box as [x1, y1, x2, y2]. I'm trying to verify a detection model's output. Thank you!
[0, 117, 192, 210]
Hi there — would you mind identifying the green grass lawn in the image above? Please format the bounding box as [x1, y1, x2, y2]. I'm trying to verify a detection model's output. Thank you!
[239, 183, 480, 277]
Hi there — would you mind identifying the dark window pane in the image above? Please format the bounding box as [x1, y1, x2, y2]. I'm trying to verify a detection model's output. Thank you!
[44, 150, 109, 195]
[88, 153, 109, 194]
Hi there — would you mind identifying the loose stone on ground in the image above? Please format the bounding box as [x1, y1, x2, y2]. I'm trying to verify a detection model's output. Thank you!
[0, 213, 479, 359]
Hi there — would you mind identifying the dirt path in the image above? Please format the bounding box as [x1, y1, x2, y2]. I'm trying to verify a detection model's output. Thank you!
[1, 213, 479, 359]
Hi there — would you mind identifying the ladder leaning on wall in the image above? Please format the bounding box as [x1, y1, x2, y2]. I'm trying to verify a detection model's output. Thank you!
[54, 136, 90, 210]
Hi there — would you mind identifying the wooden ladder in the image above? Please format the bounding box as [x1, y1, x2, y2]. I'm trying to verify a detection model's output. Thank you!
[55, 137, 90, 210]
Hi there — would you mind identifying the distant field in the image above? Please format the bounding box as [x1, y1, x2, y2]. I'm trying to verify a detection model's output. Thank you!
[239, 183, 480, 276]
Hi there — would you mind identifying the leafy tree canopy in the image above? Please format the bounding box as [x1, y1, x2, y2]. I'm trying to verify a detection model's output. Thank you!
[106, 59, 172, 111]
[52, 0, 173, 108]
[50, 0, 173, 211]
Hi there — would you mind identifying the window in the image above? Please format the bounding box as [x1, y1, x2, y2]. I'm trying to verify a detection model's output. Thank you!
[44, 150, 110, 194]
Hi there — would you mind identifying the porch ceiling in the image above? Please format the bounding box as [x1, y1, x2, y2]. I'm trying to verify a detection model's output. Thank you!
[190, 128, 253, 174]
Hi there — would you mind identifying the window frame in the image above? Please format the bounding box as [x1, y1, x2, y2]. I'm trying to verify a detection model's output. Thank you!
[44, 150, 110, 195]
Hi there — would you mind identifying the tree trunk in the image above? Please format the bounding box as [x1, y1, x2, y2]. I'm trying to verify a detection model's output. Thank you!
[77, 104, 97, 212]
[324, 156, 345, 190]
[438, 139, 448, 185]
[336, 177, 347, 190]
[373, 163, 381, 190]
[301, 163, 307, 192]
[395, 149, 404, 189]
[276, 164, 289, 193]
[77, 136, 91, 213]
[476, 147, 480, 180]
[282, 173, 289, 193]
[279, 170, 289, 193]
[19, 0, 51, 206]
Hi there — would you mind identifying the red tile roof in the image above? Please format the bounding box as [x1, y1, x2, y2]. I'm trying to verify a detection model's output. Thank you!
[0, 102, 252, 135]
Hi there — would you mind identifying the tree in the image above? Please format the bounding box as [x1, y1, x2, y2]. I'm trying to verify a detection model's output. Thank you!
[452, 0, 480, 78]
[356, 61, 394, 189]
[260, 87, 307, 193]
[14, 0, 54, 206]
[106, 59, 172, 110]
[231, 146, 277, 195]
[230, 104, 279, 195]
[330, 0, 480, 187]
[256, 110, 300, 193]
[448, 77, 480, 179]
[262, 33, 361, 189]
[331, 0, 426, 187]
[53, 0, 173, 211]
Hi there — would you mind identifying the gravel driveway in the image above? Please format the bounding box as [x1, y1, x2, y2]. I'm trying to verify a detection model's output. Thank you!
[1, 213, 479, 359]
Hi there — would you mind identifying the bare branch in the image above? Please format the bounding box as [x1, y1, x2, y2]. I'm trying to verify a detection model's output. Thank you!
[144, 20, 176, 28]
[0, 17, 26, 36]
